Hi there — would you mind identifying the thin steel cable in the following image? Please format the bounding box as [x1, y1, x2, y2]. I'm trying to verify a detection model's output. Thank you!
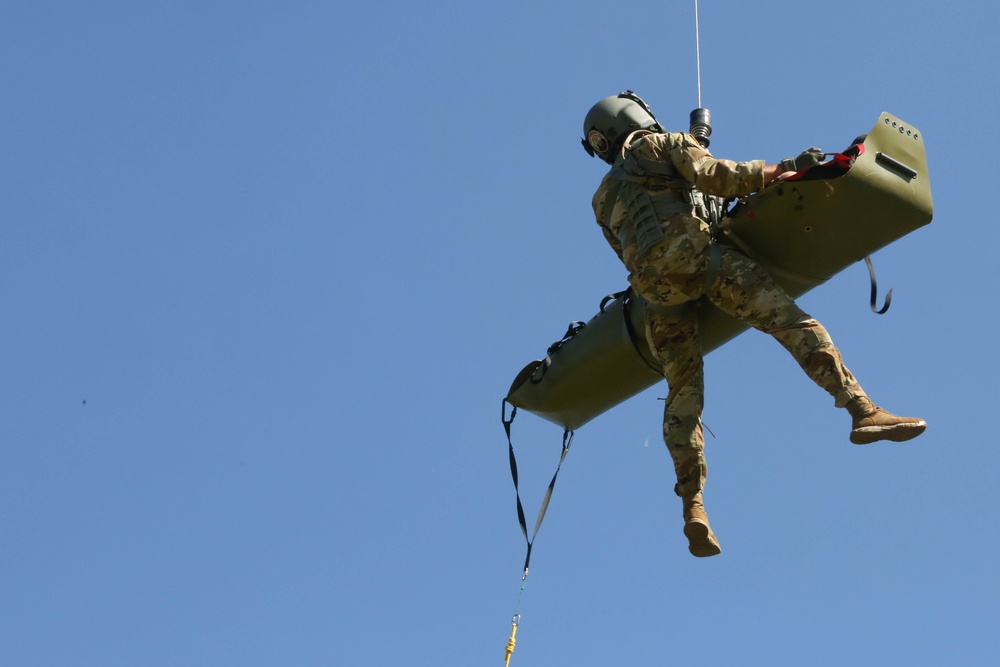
[695, 0, 702, 107]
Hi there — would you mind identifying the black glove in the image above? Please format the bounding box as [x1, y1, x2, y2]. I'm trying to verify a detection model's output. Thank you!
[780, 147, 824, 172]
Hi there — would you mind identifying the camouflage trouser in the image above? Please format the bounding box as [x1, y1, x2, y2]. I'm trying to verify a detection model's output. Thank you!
[636, 242, 866, 498]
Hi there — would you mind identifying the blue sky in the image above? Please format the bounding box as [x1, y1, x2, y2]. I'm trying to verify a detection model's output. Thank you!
[2, 1, 997, 665]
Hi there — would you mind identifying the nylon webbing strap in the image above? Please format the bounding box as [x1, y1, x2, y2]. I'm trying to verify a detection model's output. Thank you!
[529, 321, 586, 385]
[704, 243, 722, 294]
[618, 290, 665, 375]
[864, 256, 892, 314]
[502, 399, 574, 577]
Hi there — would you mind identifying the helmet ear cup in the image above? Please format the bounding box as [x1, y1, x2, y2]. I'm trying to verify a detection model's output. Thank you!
[587, 130, 610, 156]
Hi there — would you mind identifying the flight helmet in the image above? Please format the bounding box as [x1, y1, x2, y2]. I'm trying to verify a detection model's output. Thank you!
[582, 91, 661, 163]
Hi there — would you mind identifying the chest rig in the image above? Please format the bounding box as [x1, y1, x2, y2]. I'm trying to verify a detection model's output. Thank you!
[604, 133, 722, 255]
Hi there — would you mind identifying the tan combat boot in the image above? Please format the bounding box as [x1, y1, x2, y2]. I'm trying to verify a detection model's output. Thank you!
[846, 396, 927, 445]
[682, 492, 721, 557]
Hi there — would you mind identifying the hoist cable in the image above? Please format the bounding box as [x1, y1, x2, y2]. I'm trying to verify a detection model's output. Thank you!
[694, 0, 703, 108]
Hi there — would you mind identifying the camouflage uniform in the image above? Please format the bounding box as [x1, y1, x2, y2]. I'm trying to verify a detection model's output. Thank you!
[593, 130, 866, 498]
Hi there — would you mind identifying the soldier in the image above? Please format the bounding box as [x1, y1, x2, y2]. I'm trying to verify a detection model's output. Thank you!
[582, 91, 926, 557]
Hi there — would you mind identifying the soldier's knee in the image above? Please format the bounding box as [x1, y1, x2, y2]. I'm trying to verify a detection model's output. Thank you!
[761, 311, 813, 334]
[802, 345, 845, 375]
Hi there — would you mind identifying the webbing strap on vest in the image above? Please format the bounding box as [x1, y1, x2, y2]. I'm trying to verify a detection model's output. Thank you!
[621, 183, 667, 254]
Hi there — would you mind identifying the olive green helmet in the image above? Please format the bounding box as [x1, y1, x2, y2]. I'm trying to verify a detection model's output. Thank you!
[582, 91, 661, 163]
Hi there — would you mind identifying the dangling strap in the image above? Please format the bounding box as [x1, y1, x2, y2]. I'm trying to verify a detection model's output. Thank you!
[614, 289, 665, 375]
[500, 399, 574, 666]
[704, 243, 722, 294]
[864, 256, 892, 314]
[502, 399, 574, 577]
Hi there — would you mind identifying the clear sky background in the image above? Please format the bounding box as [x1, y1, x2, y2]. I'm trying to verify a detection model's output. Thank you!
[3, 1, 997, 665]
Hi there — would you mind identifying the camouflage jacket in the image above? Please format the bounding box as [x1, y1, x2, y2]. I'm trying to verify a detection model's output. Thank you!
[592, 130, 765, 260]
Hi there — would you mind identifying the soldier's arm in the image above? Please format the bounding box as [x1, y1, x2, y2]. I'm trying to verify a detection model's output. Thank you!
[592, 181, 625, 261]
[687, 155, 765, 197]
[600, 225, 624, 261]
[661, 134, 765, 198]
[762, 163, 789, 186]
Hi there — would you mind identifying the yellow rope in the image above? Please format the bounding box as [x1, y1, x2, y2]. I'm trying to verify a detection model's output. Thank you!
[504, 617, 519, 666]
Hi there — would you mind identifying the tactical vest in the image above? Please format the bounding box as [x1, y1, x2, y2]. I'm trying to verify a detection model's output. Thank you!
[605, 132, 716, 254]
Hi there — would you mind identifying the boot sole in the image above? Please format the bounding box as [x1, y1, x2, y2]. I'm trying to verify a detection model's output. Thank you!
[851, 421, 927, 445]
[684, 519, 721, 557]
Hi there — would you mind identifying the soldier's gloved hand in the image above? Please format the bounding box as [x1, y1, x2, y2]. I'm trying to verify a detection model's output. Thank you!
[780, 147, 825, 172]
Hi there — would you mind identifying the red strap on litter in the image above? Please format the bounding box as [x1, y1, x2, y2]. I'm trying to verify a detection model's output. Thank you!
[834, 143, 865, 168]
[783, 143, 865, 181]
